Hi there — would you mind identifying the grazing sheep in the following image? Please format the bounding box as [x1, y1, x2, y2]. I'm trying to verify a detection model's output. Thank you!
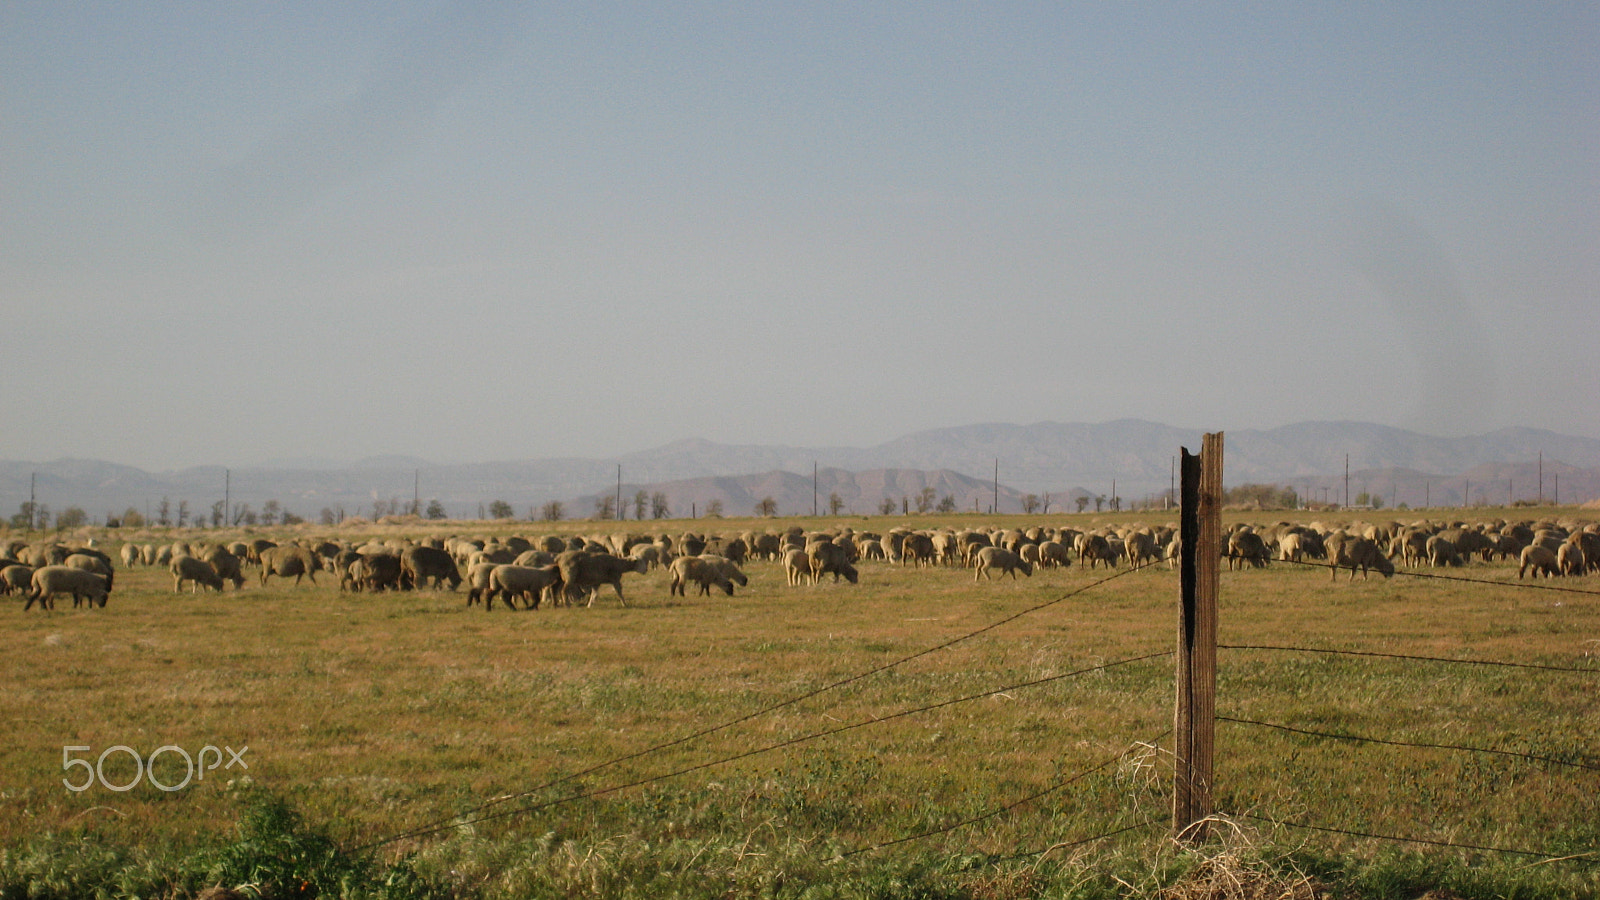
[1556, 540, 1586, 577]
[1425, 535, 1464, 568]
[1017, 542, 1042, 569]
[26, 565, 109, 610]
[2, 564, 35, 596]
[487, 564, 563, 610]
[974, 546, 1032, 581]
[463, 562, 497, 605]
[1124, 531, 1159, 568]
[1225, 531, 1270, 570]
[201, 546, 246, 589]
[1518, 545, 1560, 580]
[783, 549, 811, 586]
[514, 549, 557, 567]
[556, 551, 648, 607]
[669, 556, 733, 597]
[899, 533, 935, 567]
[65, 553, 115, 591]
[809, 542, 859, 584]
[359, 552, 404, 591]
[627, 543, 665, 570]
[259, 545, 320, 587]
[1277, 532, 1307, 563]
[119, 543, 142, 568]
[171, 555, 225, 593]
[1079, 534, 1118, 570]
[1038, 541, 1073, 569]
[1328, 537, 1394, 581]
[401, 546, 462, 591]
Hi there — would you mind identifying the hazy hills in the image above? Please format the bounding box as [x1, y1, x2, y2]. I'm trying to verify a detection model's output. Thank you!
[4, 420, 1599, 522]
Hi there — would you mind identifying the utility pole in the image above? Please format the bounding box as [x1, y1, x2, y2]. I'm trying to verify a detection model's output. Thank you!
[993, 458, 999, 515]
[1344, 454, 1349, 509]
[1464, 479, 1469, 508]
[1425, 481, 1430, 508]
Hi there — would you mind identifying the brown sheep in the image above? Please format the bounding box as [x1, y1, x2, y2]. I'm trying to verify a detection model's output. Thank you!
[1328, 537, 1394, 581]
[557, 551, 648, 607]
[487, 564, 563, 610]
[2, 564, 35, 596]
[1518, 545, 1560, 580]
[171, 555, 225, 593]
[669, 556, 732, 597]
[974, 546, 1032, 581]
[26, 565, 109, 610]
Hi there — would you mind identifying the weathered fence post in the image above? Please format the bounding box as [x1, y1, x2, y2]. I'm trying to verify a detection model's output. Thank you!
[1174, 431, 1222, 843]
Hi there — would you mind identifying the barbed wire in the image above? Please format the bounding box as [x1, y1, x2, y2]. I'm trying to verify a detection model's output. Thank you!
[1238, 813, 1599, 865]
[1275, 555, 1600, 595]
[1218, 643, 1599, 674]
[354, 646, 1172, 852]
[350, 561, 1160, 854]
[1218, 716, 1600, 772]
[838, 731, 1172, 859]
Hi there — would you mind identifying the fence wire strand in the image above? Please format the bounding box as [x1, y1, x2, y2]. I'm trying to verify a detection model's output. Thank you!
[839, 731, 1172, 859]
[360, 651, 1170, 849]
[1218, 715, 1600, 772]
[1276, 554, 1600, 596]
[1238, 813, 1599, 865]
[1219, 643, 1599, 674]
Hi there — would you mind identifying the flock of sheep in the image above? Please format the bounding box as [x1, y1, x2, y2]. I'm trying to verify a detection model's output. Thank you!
[4, 514, 1594, 612]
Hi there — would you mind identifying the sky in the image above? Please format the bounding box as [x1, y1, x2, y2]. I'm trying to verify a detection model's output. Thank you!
[3, 2, 1596, 472]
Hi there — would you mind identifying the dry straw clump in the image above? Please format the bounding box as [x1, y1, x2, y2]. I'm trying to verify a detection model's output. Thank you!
[1157, 818, 1324, 900]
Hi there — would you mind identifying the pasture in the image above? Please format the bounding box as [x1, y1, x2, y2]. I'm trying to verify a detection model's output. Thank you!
[3, 509, 1598, 899]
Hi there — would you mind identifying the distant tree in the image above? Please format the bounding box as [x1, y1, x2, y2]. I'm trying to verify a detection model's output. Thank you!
[489, 499, 515, 519]
[105, 512, 121, 528]
[177, 501, 190, 528]
[11, 502, 38, 530]
[260, 500, 281, 527]
[828, 492, 845, 516]
[755, 496, 778, 517]
[1223, 484, 1299, 510]
[1093, 495, 1106, 513]
[915, 487, 937, 514]
[124, 507, 147, 528]
[878, 497, 897, 516]
[632, 490, 648, 522]
[157, 497, 172, 526]
[650, 492, 670, 519]
[901, 496, 910, 515]
[280, 509, 304, 525]
[231, 503, 252, 526]
[211, 501, 225, 527]
[1041, 494, 1052, 515]
[936, 495, 957, 514]
[592, 496, 615, 521]
[320, 507, 337, 526]
[1021, 494, 1040, 514]
[705, 499, 724, 518]
[540, 501, 565, 522]
[56, 507, 88, 529]
[425, 499, 447, 520]
[1074, 496, 1090, 514]
[1110, 496, 1121, 513]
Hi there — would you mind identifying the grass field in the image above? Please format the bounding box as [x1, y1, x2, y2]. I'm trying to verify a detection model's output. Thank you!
[3, 509, 1598, 898]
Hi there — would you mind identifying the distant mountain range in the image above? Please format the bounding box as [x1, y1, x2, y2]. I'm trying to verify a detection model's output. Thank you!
[4, 420, 1598, 523]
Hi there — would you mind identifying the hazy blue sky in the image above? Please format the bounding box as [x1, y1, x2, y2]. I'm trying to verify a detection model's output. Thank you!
[3, 3, 1596, 471]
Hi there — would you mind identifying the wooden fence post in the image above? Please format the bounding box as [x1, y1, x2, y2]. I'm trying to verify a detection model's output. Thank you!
[1174, 431, 1223, 843]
